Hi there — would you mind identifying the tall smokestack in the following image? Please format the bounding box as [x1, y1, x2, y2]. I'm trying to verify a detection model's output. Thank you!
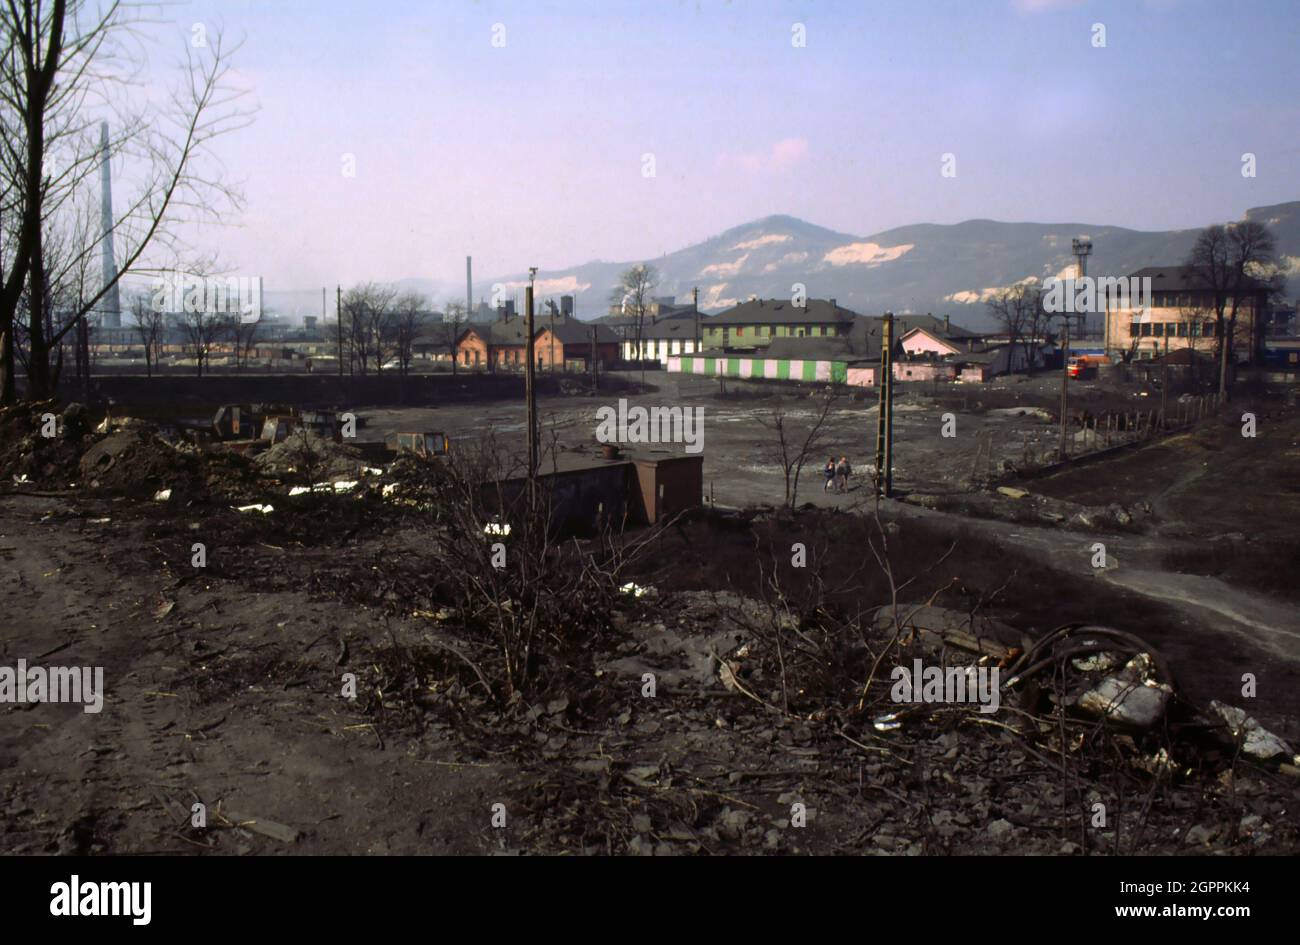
[466, 256, 473, 320]
[99, 122, 121, 328]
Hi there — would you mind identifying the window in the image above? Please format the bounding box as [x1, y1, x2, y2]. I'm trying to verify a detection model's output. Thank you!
[1153, 323, 1164, 337]
[737, 327, 745, 336]
[1139, 323, 1152, 337]
[1190, 321, 1201, 337]
[1130, 321, 1140, 338]
[1204, 322, 1216, 338]
[1177, 322, 1188, 337]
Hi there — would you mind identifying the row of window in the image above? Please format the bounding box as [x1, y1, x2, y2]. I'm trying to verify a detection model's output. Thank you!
[707, 324, 841, 338]
[1129, 321, 1217, 338]
[460, 349, 570, 369]
[626, 339, 698, 357]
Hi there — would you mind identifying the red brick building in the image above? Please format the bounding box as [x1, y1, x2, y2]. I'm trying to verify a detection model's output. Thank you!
[456, 317, 619, 372]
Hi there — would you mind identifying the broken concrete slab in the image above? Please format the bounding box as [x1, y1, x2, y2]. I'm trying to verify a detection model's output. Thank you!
[1207, 700, 1299, 763]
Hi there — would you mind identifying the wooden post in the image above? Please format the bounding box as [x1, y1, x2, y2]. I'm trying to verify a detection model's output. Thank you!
[525, 282, 538, 482]
[874, 313, 894, 497]
[1059, 314, 1070, 458]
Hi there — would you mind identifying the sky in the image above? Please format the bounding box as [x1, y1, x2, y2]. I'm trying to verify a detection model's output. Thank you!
[122, 0, 1300, 295]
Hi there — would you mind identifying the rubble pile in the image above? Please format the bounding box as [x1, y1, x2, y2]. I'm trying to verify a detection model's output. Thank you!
[908, 488, 1152, 531]
[0, 400, 87, 487]
[509, 593, 1299, 854]
[253, 430, 365, 481]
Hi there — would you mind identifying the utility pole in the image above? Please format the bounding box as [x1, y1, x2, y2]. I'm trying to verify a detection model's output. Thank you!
[1062, 238, 1092, 459]
[590, 327, 597, 392]
[525, 267, 538, 482]
[693, 286, 700, 351]
[336, 286, 343, 376]
[874, 312, 894, 497]
[1161, 331, 1169, 424]
[1059, 313, 1071, 459]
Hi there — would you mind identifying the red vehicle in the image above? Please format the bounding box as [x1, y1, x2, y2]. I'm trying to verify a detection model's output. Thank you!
[1067, 355, 1100, 380]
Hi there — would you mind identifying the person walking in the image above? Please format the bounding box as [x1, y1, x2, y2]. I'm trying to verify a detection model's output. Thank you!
[823, 457, 836, 492]
[835, 455, 852, 493]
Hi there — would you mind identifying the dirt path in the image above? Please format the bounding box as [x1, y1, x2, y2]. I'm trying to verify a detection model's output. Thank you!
[884, 498, 1300, 716]
[0, 495, 508, 854]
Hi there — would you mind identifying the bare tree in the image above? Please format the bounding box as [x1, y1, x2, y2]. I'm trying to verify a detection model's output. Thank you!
[179, 308, 228, 376]
[610, 263, 657, 385]
[129, 290, 164, 376]
[760, 389, 840, 508]
[1184, 221, 1281, 395]
[340, 282, 398, 375]
[1226, 221, 1283, 370]
[392, 291, 425, 376]
[230, 313, 260, 368]
[986, 282, 1044, 375]
[442, 299, 466, 374]
[0, 1, 252, 403]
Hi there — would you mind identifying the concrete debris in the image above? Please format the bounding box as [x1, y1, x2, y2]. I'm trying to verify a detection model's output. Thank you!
[1207, 700, 1298, 763]
[1071, 648, 1120, 673]
[253, 430, 364, 480]
[1076, 653, 1173, 728]
[988, 406, 1053, 422]
[1079, 676, 1172, 728]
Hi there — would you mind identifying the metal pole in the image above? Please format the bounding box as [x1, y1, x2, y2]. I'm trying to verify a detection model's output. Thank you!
[1162, 332, 1169, 425]
[885, 314, 894, 496]
[693, 286, 700, 351]
[525, 271, 538, 481]
[336, 286, 343, 376]
[1059, 314, 1070, 458]
[875, 312, 894, 497]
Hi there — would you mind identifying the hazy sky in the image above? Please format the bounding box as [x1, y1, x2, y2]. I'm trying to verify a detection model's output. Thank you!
[155, 0, 1300, 292]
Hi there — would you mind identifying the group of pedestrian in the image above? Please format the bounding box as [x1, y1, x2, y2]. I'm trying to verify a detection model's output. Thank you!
[823, 455, 852, 493]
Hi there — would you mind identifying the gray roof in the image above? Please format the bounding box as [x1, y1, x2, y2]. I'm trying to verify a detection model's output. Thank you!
[636, 318, 699, 340]
[887, 313, 982, 340]
[459, 316, 618, 346]
[546, 318, 620, 345]
[711, 298, 861, 326]
[1129, 265, 1272, 293]
[595, 306, 696, 327]
[761, 336, 869, 362]
[412, 323, 459, 348]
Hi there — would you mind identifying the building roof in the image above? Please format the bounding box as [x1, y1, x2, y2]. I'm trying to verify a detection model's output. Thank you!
[1129, 265, 1273, 293]
[412, 323, 459, 348]
[460, 316, 619, 347]
[544, 318, 621, 345]
[760, 336, 868, 362]
[710, 298, 861, 325]
[595, 306, 696, 327]
[636, 318, 699, 341]
[885, 313, 981, 339]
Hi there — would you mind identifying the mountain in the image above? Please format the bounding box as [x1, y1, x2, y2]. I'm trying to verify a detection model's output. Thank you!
[483, 202, 1300, 329]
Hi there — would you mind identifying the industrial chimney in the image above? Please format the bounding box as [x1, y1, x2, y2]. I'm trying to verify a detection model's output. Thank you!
[466, 256, 473, 320]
